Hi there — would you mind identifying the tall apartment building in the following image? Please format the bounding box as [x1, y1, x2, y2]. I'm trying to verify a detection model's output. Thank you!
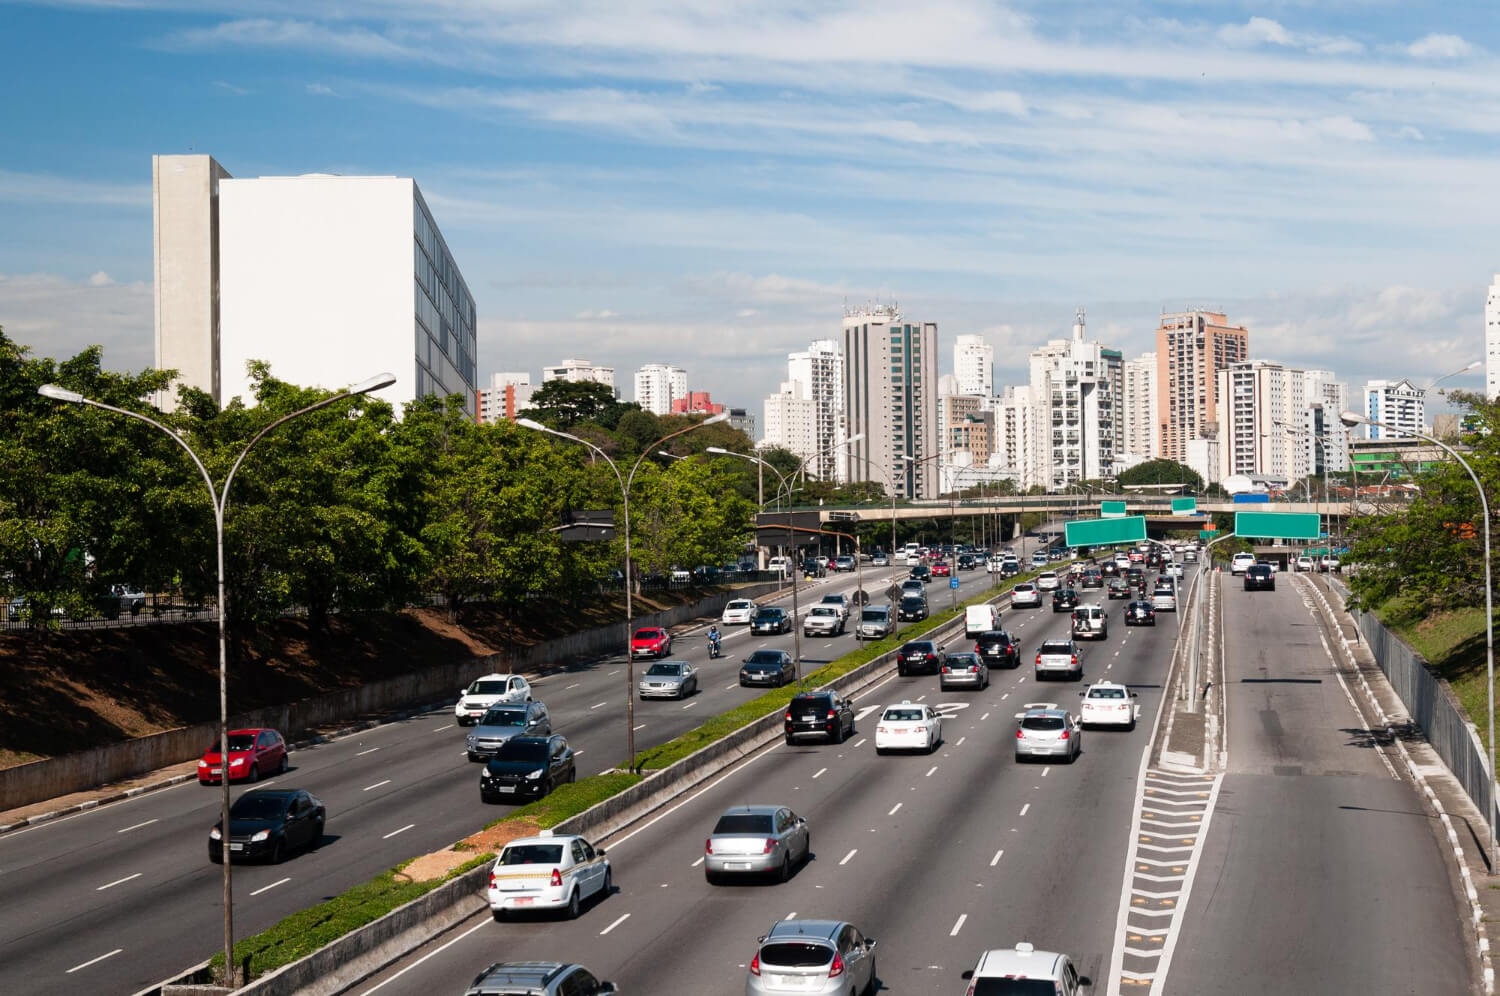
[953, 334, 994, 397]
[761, 385, 817, 467]
[543, 358, 616, 393]
[841, 305, 939, 499]
[991, 386, 1040, 491]
[477, 372, 536, 424]
[1028, 309, 1119, 489]
[1121, 352, 1159, 461]
[786, 340, 846, 482]
[634, 364, 688, 415]
[1363, 378, 1426, 440]
[1216, 361, 1309, 482]
[940, 394, 992, 458]
[1155, 310, 1250, 463]
[154, 155, 477, 415]
[1487, 275, 1500, 400]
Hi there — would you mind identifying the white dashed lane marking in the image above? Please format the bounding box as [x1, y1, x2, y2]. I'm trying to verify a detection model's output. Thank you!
[840, 849, 858, 866]
[65, 949, 122, 974]
[250, 877, 290, 896]
[599, 913, 631, 936]
[96, 873, 141, 891]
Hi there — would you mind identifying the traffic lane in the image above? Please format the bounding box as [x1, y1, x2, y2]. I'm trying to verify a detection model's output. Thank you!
[350, 592, 1177, 994]
[1165, 580, 1471, 995]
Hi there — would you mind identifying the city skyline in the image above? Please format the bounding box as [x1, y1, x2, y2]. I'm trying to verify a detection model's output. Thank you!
[1, 2, 1496, 414]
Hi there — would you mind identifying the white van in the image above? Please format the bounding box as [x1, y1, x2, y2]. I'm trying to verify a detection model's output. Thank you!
[767, 556, 791, 576]
[1071, 604, 1108, 640]
[901, 542, 921, 564]
[965, 604, 1000, 637]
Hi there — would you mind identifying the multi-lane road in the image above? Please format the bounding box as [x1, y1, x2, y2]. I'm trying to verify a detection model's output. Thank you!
[351, 572, 1185, 994]
[0, 561, 1014, 995]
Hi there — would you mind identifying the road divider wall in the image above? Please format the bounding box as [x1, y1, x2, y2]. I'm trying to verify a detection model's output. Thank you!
[195, 570, 1043, 996]
[0, 584, 780, 812]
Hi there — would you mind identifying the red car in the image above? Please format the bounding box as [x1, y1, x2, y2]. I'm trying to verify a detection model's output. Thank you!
[931, 561, 952, 578]
[631, 627, 672, 659]
[198, 728, 288, 784]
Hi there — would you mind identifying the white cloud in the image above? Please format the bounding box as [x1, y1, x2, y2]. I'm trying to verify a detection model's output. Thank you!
[0, 272, 153, 372]
[573, 309, 620, 319]
[305, 82, 338, 96]
[87, 271, 114, 286]
[1218, 17, 1293, 48]
[0, 169, 147, 208]
[212, 80, 251, 95]
[1407, 34, 1473, 59]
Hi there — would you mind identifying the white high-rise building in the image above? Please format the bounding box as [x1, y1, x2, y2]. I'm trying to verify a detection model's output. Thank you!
[1363, 378, 1426, 440]
[1122, 353, 1159, 461]
[785, 340, 846, 481]
[477, 372, 536, 425]
[1028, 308, 1119, 489]
[1216, 361, 1308, 482]
[953, 334, 994, 397]
[155, 155, 478, 416]
[543, 358, 615, 392]
[634, 364, 688, 415]
[1487, 275, 1500, 400]
[990, 387, 1041, 491]
[842, 304, 939, 499]
[761, 384, 817, 470]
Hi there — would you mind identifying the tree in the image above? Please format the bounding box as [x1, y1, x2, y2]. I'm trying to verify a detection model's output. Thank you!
[630, 460, 754, 577]
[1116, 459, 1203, 492]
[520, 380, 636, 430]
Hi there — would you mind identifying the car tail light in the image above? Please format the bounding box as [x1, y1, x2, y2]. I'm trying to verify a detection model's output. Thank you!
[827, 710, 836, 719]
[750, 953, 761, 976]
[941, 665, 951, 673]
[705, 838, 713, 854]
[1016, 729, 1024, 739]
[1035, 654, 1041, 665]
[762, 839, 776, 854]
[974, 643, 982, 653]
[1060, 728, 1070, 740]
[828, 952, 846, 978]
[784, 711, 792, 721]
[488, 872, 497, 889]
[549, 868, 563, 887]
[1071, 655, 1078, 666]
[970, 665, 980, 673]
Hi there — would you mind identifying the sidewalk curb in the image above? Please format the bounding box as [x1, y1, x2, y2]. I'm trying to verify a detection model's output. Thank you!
[1301, 576, 1495, 996]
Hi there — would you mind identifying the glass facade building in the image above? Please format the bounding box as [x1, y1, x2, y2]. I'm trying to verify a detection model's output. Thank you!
[414, 190, 478, 417]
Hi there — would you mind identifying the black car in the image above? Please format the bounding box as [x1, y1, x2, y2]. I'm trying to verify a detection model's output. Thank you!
[1244, 564, 1276, 591]
[802, 558, 827, 579]
[1125, 568, 1147, 591]
[898, 594, 929, 621]
[751, 607, 792, 635]
[1051, 588, 1080, 612]
[480, 735, 575, 803]
[973, 629, 1021, 668]
[785, 691, 856, 744]
[209, 788, 324, 864]
[897, 640, 945, 676]
[1107, 577, 1131, 599]
[1125, 600, 1156, 626]
[908, 564, 932, 584]
[1080, 570, 1103, 589]
[957, 554, 978, 571]
[1100, 560, 1120, 577]
[740, 649, 796, 687]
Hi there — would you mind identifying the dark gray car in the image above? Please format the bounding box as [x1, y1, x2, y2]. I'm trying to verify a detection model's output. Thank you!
[740, 650, 795, 687]
[467, 701, 551, 762]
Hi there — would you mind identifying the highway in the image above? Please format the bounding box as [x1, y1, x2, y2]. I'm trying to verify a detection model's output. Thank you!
[1165, 573, 1474, 993]
[351, 574, 1183, 994]
[0, 560, 1017, 995]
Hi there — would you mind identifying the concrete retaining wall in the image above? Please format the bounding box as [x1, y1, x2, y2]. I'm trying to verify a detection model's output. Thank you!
[1, 585, 778, 812]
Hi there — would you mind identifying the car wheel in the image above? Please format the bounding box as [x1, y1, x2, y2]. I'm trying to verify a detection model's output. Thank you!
[209, 850, 223, 864]
[875, 747, 886, 756]
[310, 820, 324, 850]
[565, 889, 581, 920]
[778, 854, 791, 883]
[541, 776, 554, 797]
[247, 764, 258, 784]
[785, 735, 795, 745]
[491, 908, 506, 922]
[705, 869, 720, 886]
[863, 960, 877, 996]
[278, 754, 289, 775]
[269, 840, 284, 865]
[602, 868, 613, 899]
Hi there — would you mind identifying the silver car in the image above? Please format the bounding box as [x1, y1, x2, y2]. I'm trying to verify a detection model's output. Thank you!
[746, 919, 877, 996]
[467, 701, 551, 762]
[637, 660, 698, 700]
[803, 605, 845, 637]
[940, 651, 989, 691]
[1015, 704, 1083, 763]
[705, 805, 810, 884]
[1035, 638, 1083, 681]
[856, 605, 894, 639]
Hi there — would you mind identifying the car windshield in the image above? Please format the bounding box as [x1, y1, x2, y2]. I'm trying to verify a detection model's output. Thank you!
[810, 607, 836, 616]
[713, 813, 774, 834]
[480, 709, 526, 727]
[1039, 641, 1072, 654]
[746, 652, 784, 666]
[971, 979, 1060, 995]
[1022, 716, 1066, 731]
[633, 629, 662, 640]
[1089, 687, 1127, 699]
[229, 794, 288, 820]
[820, 596, 843, 605]
[468, 680, 508, 695]
[758, 609, 784, 620]
[646, 663, 683, 676]
[760, 942, 835, 967]
[861, 609, 888, 621]
[884, 708, 924, 721]
[727, 600, 753, 610]
[208, 734, 257, 753]
[492, 740, 548, 762]
[498, 843, 564, 865]
[900, 596, 924, 607]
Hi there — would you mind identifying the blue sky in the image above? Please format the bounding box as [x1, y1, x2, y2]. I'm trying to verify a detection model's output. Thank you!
[2, 0, 1497, 413]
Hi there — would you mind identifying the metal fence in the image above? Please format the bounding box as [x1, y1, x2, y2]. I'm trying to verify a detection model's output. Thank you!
[1352, 607, 1495, 832]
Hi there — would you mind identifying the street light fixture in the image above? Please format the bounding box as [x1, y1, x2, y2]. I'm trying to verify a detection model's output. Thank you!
[1340, 408, 1495, 870]
[39, 372, 395, 986]
[518, 411, 729, 768]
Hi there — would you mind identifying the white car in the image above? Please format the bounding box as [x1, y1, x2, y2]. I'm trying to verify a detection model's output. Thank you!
[1230, 552, 1256, 575]
[1163, 561, 1185, 578]
[721, 599, 757, 625]
[1079, 681, 1138, 729]
[874, 701, 942, 754]
[803, 605, 845, 637]
[1295, 556, 1315, 572]
[485, 834, 611, 920]
[966, 943, 1086, 995]
[1010, 582, 1043, 608]
[455, 673, 532, 726]
[1320, 554, 1341, 573]
[819, 593, 851, 621]
[1151, 586, 1177, 612]
[1035, 570, 1061, 592]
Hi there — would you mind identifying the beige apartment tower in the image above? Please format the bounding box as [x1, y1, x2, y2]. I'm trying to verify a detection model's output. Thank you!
[153, 154, 233, 408]
[841, 305, 939, 499]
[1155, 311, 1249, 463]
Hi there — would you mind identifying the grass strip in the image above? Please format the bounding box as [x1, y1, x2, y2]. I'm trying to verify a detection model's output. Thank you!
[1377, 595, 1491, 752]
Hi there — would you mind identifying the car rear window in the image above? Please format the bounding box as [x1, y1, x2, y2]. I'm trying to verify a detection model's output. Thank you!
[1022, 716, 1066, 730]
[1089, 687, 1127, 699]
[902, 643, 934, 654]
[883, 708, 924, 721]
[713, 813, 774, 834]
[1013, 584, 1034, 592]
[498, 843, 563, 865]
[1039, 641, 1072, 654]
[972, 980, 1058, 996]
[759, 942, 835, 967]
[793, 696, 832, 716]
[948, 653, 980, 666]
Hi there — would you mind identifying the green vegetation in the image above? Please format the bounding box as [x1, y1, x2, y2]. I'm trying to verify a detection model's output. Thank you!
[1116, 458, 1204, 492]
[1377, 594, 1492, 751]
[490, 770, 643, 829]
[210, 851, 495, 983]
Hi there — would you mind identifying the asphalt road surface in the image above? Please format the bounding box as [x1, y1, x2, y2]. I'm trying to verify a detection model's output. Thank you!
[350, 576, 1182, 995]
[1164, 573, 1473, 994]
[0, 561, 1026, 995]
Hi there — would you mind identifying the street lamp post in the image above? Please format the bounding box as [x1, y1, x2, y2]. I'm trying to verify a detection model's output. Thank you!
[1340, 408, 1495, 869]
[519, 412, 729, 768]
[39, 373, 394, 986]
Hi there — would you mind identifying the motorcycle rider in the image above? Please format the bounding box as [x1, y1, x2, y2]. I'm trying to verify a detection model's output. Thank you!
[707, 624, 722, 658]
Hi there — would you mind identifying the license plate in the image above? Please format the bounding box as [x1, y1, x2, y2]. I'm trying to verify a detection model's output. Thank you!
[513, 897, 533, 905]
[230, 843, 243, 851]
[498, 785, 515, 794]
[728, 861, 751, 870]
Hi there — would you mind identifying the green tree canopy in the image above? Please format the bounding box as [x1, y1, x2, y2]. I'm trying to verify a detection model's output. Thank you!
[519, 380, 637, 430]
[1116, 459, 1204, 492]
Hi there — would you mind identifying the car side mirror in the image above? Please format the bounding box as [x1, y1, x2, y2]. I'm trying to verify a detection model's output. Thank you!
[1131, 691, 1139, 698]
[597, 848, 607, 856]
[598, 984, 618, 995]
[1079, 976, 1092, 987]
[1078, 691, 1085, 696]
[961, 969, 974, 981]
[865, 938, 877, 949]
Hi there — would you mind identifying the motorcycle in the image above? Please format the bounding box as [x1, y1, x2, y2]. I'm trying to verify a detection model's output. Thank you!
[707, 634, 723, 659]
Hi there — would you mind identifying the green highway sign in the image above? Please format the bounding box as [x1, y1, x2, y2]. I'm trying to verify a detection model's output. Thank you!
[1199, 529, 1217, 540]
[1171, 497, 1197, 516]
[1100, 500, 1128, 518]
[1066, 515, 1147, 547]
[1234, 510, 1320, 541]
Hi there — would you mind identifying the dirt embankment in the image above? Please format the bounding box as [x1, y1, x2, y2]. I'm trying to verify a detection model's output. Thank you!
[0, 588, 710, 770]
